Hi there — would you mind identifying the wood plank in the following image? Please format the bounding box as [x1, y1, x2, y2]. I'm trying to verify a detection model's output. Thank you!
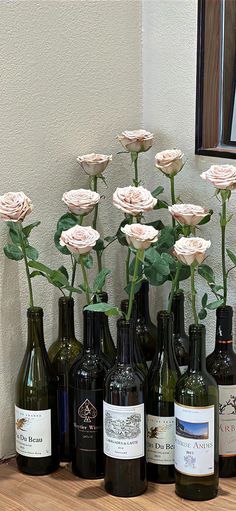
[0, 459, 236, 511]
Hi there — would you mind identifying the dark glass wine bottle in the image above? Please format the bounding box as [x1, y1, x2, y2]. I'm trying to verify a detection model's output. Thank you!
[15, 307, 60, 475]
[120, 298, 148, 377]
[93, 292, 116, 364]
[171, 290, 189, 374]
[147, 311, 180, 483]
[48, 297, 82, 461]
[69, 309, 109, 479]
[207, 305, 236, 477]
[175, 324, 219, 501]
[135, 280, 157, 368]
[104, 318, 147, 497]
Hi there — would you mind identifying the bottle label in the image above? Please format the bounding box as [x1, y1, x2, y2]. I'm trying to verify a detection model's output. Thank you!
[147, 415, 175, 465]
[219, 385, 236, 456]
[72, 389, 103, 451]
[179, 365, 188, 375]
[103, 401, 145, 460]
[15, 406, 51, 458]
[175, 402, 214, 476]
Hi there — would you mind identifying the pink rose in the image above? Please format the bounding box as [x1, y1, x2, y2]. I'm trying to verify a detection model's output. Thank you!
[60, 225, 100, 255]
[0, 191, 32, 222]
[155, 149, 184, 176]
[173, 237, 211, 266]
[117, 129, 154, 153]
[113, 186, 157, 216]
[77, 153, 112, 176]
[62, 189, 100, 216]
[168, 204, 209, 226]
[121, 223, 159, 250]
[200, 165, 236, 190]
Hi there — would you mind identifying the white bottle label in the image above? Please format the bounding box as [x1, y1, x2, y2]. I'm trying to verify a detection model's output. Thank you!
[179, 365, 188, 375]
[175, 402, 214, 476]
[219, 385, 236, 456]
[147, 415, 175, 465]
[15, 406, 51, 458]
[103, 401, 144, 460]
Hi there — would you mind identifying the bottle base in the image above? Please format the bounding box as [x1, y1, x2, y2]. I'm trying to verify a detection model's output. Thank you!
[175, 486, 218, 501]
[104, 482, 147, 498]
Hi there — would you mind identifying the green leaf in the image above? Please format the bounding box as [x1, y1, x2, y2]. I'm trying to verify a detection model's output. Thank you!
[144, 264, 169, 286]
[23, 221, 41, 238]
[197, 210, 213, 226]
[63, 285, 82, 294]
[227, 249, 236, 267]
[83, 253, 93, 269]
[28, 261, 53, 276]
[151, 186, 164, 198]
[25, 246, 39, 261]
[58, 266, 69, 280]
[198, 308, 207, 320]
[6, 222, 21, 244]
[104, 235, 117, 244]
[57, 213, 78, 232]
[84, 302, 121, 317]
[206, 299, 224, 310]
[178, 264, 191, 281]
[3, 244, 23, 261]
[30, 270, 43, 278]
[129, 257, 143, 277]
[94, 239, 105, 253]
[93, 268, 111, 293]
[198, 264, 215, 283]
[54, 231, 71, 256]
[202, 293, 208, 308]
[153, 199, 169, 210]
[156, 227, 175, 250]
[50, 270, 69, 287]
[124, 279, 142, 296]
[145, 246, 160, 265]
[116, 218, 130, 246]
[144, 220, 165, 230]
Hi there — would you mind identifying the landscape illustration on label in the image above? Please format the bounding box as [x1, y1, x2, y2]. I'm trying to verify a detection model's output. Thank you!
[176, 419, 209, 440]
[105, 412, 141, 439]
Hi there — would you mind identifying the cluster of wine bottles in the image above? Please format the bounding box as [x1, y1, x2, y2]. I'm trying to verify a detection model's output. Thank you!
[14, 284, 236, 501]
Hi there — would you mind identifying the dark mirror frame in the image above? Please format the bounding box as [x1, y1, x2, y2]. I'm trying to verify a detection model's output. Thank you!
[195, 0, 236, 159]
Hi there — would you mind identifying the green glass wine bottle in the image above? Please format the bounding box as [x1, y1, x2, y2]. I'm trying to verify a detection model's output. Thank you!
[15, 307, 60, 475]
[120, 298, 148, 377]
[93, 292, 116, 364]
[147, 311, 180, 483]
[135, 281, 157, 368]
[175, 324, 219, 501]
[48, 297, 82, 461]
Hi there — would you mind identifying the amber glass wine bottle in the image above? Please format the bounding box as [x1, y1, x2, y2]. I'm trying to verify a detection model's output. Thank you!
[135, 281, 157, 367]
[120, 298, 148, 377]
[175, 324, 219, 501]
[147, 311, 180, 483]
[104, 318, 147, 497]
[171, 290, 189, 374]
[207, 305, 236, 477]
[93, 292, 116, 364]
[69, 310, 109, 479]
[48, 297, 82, 461]
[15, 307, 60, 475]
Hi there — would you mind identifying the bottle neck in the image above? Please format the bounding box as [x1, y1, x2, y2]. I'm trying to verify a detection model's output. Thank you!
[83, 310, 102, 354]
[171, 291, 186, 336]
[58, 297, 75, 341]
[215, 305, 233, 352]
[116, 319, 134, 365]
[157, 311, 174, 351]
[135, 280, 150, 322]
[27, 307, 45, 349]
[188, 324, 206, 371]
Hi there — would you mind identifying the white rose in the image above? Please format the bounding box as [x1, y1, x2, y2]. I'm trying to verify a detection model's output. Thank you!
[62, 189, 100, 215]
[200, 165, 236, 190]
[0, 191, 33, 222]
[113, 186, 157, 216]
[173, 237, 211, 266]
[155, 149, 184, 176]
[121, 223, 159, 250]
[60, 225, 100, 255]
[168, 204, 209, 226]
[77, 153, 112, 176]
[117, 129, 154, 153]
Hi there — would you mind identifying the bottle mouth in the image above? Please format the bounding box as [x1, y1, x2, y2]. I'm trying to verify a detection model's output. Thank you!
[189, 323, 205, 336]
[59, 296, 74, 306]
[172, 290, 184, 301]
[216, 305, 233, 317]
[27, 306, 43, 317]
[157, 310, 173, 321]
[93, 292, 108, 304]
[117, 317, 135, 329]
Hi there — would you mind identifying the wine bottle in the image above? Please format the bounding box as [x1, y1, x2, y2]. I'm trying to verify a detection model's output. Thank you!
[48, 297, 82, 461]
[69, 309, 109, 479]
[207, 305, 236, 477]
[15, 307, 60, 475]
[93, 292, 116, 364]
[175, 324, 219, 501]
[104, 318, 147, 497]
[147, 311, 180, 483]
[135, 280, 157, 367]
[171, 290, 189, 374]
[120, 298, 148, 376]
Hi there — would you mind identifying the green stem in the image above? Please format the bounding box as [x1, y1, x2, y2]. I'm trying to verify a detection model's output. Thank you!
[91, 175, 103, 274]
[134, 153, 138, 186]
[69, 215, 84, 297]
[170, 175, 176, 229]
[79, 255, 91, 305]
[18, 224, 34, 307]
[167, 262, 181, 313]
[126, 247, 131, 286]
[221, 196, 227, 305]
[190, 264, 198, 325]
[126, 249, 143, 321]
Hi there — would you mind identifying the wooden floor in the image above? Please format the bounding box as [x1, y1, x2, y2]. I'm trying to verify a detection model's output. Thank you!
[0, 459, 236, 511]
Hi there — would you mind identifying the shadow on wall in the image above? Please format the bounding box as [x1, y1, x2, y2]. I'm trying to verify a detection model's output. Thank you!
[0, 257, 23, 457]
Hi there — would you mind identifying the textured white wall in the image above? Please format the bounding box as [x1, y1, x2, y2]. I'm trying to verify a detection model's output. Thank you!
[142, 0, 236, 350]
[0, 0, 142, 457]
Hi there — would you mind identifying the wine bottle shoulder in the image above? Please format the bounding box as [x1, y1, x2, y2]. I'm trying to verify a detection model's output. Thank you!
[207, 350, 236, 379]
[69, 353, 108, 380]
[175, 370, 218, 404]
[48, 338, 82, 364]
[105, 365, 145, 390]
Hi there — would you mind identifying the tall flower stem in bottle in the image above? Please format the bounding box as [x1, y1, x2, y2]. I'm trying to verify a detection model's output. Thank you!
[126, 249, 143, 321]
[69, 215, 83, 298]
[170, 175, 176, 229]
[17, 223, 34, 307]
[79, 255, 91, 304]
[91, 175, 102, 273]
[168, 262, 181, 313]
[220, 190, 229, 305]
[190, 263, 198, 325]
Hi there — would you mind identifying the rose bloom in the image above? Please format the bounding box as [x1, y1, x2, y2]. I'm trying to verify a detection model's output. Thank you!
[200, 164, 236, 190]
[60, 225, 100, 255]
[155, 149, 184, 176]
[77, 153, 112, 176]
[173, 237, 211, 266]
[117, 129, 154, 153]
[113, 186, 157, 216]
[121, 223, 159, 250]
[168, 204, 209, 226]
[62, 189, 100, 216]
[0, 191, 32, 222]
